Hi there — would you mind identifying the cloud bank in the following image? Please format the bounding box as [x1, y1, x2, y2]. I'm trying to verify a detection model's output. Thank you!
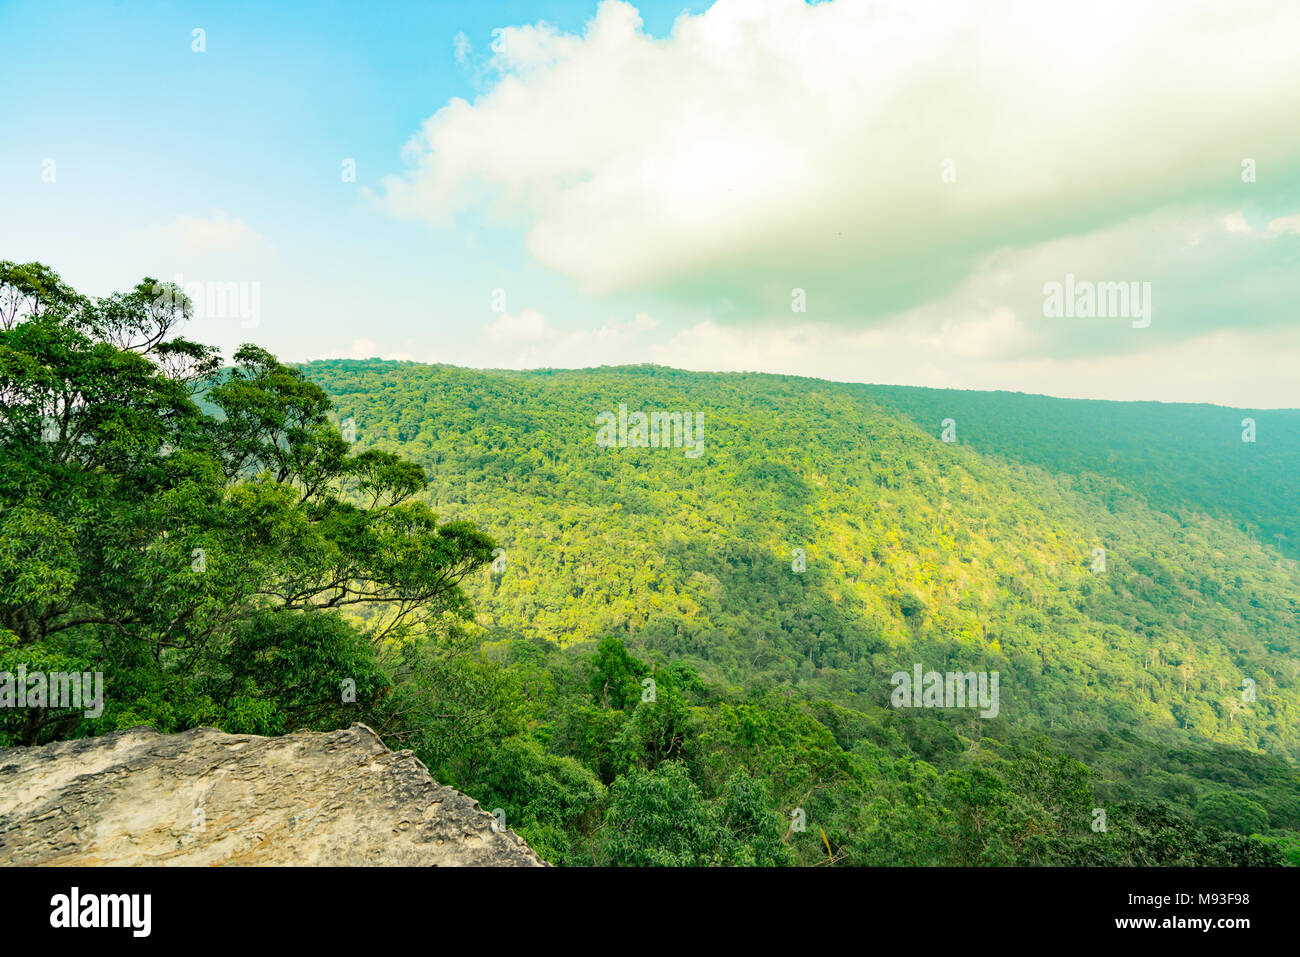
[381, 0, 1300, 321]
[367, 0, 1300, 404]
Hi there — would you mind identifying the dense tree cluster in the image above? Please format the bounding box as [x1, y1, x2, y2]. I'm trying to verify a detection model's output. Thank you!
[298, 357, 1299, 864]
[305, 358, 1300, 758]
[0, 263, 493, 744]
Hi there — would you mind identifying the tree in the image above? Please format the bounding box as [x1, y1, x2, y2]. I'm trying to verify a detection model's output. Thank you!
[602, 761, 733, 866]
[1195, 792, 1270, 836]
[0, 262, 494, 744]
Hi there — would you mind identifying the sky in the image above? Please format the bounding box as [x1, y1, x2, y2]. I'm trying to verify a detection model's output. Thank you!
[2, 0, 1299, 407]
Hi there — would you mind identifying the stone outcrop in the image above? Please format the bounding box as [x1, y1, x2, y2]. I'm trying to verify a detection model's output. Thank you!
[0, 723, 545, 866]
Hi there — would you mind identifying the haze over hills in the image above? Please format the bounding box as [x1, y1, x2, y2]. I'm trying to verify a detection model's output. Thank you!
[304, 359, 1300, 760]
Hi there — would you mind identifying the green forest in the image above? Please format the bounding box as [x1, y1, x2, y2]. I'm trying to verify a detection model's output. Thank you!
[3, 262, 1298, 866]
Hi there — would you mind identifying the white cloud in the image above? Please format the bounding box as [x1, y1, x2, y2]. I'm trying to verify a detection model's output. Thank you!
[347, 337, 378, 357]
[319, 302, 1299, 407]
[485, 308, 549, 345]
[884, 204, 1300, 358]
[475, 308, 660, 368]
[1221, 211, 1254, 235]
[133, 211, 265, 254]
[1220, 210, 1300, 238]
[343, 337, 423, 362]
[380, 0, 1300, 316]
[1265, 213, 1300, 237]
[645, 317, 1300, 408]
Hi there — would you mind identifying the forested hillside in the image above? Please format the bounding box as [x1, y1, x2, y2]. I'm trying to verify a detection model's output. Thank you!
[305, 360, 1300, 757]
[855, 385, 1300, 561]
[290, 357, 1300, 865]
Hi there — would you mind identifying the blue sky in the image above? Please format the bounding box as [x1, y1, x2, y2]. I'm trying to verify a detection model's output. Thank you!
[0, 1, 706, 362]
[3, 0, 1300, 406]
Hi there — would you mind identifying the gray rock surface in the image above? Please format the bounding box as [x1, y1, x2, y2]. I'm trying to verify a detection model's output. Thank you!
[0, 723, 545, 866]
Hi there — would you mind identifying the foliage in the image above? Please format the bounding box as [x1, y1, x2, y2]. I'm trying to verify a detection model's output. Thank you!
[2, 266, 1294, 866]
[0, 263, 493, 746]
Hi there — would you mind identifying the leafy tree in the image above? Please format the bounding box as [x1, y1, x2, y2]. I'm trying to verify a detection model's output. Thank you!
[462, 736, 604, 864]
[589, 636, 648, 710]
[1195, 792, 1270, 836]
[602, 760, 733, 866]
[0, 263, 493, 745]
[720, 770, 794, 866]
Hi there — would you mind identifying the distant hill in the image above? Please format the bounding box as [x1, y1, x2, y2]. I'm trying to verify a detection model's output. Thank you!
[853, 384, 1300, 558]
[302, 360, 1300, 760]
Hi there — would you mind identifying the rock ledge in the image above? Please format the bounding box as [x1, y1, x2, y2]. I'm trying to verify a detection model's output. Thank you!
[0, 723, 545, 866]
